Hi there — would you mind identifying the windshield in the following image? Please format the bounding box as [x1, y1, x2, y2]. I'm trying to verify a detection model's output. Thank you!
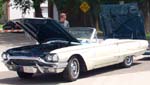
[66, 27, 94, 39]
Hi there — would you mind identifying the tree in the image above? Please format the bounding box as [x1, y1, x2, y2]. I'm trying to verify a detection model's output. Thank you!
[0, 0, 4, 18]
[139, 0, 150, 33]
[48, 0, 147, 28]
[32, 0, 45, 17]
[8, 0, 149, 31]
[12, 0, 46, 17]
[48, 0, 101, 27]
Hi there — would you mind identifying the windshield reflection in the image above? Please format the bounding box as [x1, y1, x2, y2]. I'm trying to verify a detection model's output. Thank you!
[66, 27, 93, 39]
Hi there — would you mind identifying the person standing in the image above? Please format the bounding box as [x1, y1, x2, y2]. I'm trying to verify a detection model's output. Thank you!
[59, 13, 70, 28]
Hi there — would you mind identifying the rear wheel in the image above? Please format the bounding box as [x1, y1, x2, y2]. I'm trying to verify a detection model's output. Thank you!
[121, 56, 133, 68]
[17, 71, 33, 79]
[63, 57, 80, 82]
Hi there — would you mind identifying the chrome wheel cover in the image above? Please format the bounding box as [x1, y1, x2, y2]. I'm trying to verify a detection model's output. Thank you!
[70, 58, 80, 78]
[125, 56, 133, 66]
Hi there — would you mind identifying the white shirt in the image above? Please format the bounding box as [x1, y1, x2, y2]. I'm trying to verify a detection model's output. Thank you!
[60, 20, 70, 28]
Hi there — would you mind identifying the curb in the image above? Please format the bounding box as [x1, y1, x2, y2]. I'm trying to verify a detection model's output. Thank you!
[0, 60, 8, 72]
[0, 30, 23, 33]
[134, 55, 150, 60]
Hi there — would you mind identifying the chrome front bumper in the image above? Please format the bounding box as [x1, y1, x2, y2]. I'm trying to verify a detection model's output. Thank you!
[3, 56, 68, 73]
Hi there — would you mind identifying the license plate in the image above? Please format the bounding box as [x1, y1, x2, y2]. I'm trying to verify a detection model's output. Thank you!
[23, 66, 37, 73]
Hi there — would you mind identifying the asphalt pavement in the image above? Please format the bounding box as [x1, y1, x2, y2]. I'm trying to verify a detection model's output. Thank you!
[0, 58, 150, 85]
[0, 33, 36, 72]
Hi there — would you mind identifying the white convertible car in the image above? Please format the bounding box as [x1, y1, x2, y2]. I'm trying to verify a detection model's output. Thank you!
[1, 18, 148, 81]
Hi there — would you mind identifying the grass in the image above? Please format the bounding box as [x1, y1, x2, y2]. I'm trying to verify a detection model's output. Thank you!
[146, 33, 150, 40]
[0, 24, 3, 30]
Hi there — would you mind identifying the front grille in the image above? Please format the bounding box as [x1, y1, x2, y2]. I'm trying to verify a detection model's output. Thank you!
[10, 59, 37, 66]
[8, 59, 54, 67]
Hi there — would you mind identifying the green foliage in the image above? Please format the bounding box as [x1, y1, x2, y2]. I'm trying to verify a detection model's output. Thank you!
[13, 0, 46, 16]
[10, 0, 145, 24]
[0, 0, 3, 18]
[49, 0, 145, 26]
[11, 0, 145, 17]
[100, 0, 144, 3]
[49, 0, 100, 17]
[50, 0, 144, 19]
[0, 24, 3, 30]
[146, 33, 150, 40]
[51, 0, 144, 12]
[13, 0, 32, 14]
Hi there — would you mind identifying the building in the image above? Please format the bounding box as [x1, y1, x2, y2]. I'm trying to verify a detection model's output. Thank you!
[4, 0, 59, 21]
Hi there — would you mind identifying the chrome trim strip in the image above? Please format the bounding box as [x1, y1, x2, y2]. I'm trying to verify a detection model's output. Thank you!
[6, 64, 65, 73]
[3, 56, 68, 73]
[4, 56, 68, 68]
[35, 63, 44, 73]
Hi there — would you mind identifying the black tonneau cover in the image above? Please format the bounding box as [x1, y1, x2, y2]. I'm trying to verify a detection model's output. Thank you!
[100, 3, 146, 39]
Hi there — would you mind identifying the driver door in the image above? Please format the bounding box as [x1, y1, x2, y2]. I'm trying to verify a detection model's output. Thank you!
[94, 43, 119, 68]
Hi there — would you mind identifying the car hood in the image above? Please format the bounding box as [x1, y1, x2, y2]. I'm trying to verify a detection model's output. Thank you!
[3, 18, 79, 44]
[6, 45, 48, 57]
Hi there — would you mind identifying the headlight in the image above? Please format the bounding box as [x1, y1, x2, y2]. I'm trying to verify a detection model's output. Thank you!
[1, 52, 9, 60]
[45, 53, 59, 62]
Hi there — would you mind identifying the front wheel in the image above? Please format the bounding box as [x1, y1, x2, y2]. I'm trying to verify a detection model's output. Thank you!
[121, 56, 133, 68]
[17, 71, 33, 79]
[63, 57, 80, 82]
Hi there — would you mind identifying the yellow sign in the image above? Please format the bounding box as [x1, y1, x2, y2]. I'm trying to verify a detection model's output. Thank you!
[80, 2, 90, 13]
